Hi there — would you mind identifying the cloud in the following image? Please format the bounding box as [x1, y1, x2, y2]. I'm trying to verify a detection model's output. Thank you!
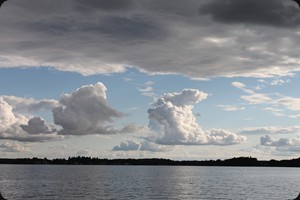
[1, 0, 300, 78]
[0, 97, 22, 130]
[241, 93, 272, 104]
[53, 82, 124, 135]
[199, 0, 300, 27]
[232, 81, 247, 89]
[49, 144, 67, 150]
[239, 126, 300, 135]
[1, 96, 59, 113]
[0, 141, 30, 152]
[20, 117, 56, 134]
[232, 82, 254, 94]
[275, 97, 300, 111]
[113, 140, 140, 151]
[232, 81, 273, 104]
[0, 133, 63, 143]
[76, 148, 93, 156]
[138, 86, 153, 93]
[138, 81, 155, 97]
[119, 124, 146, 134]
[0, 97, 63, 142]
[232, 81, 300, 112]
[217, 105, 245, 111]
[258, 134, 300, 154]
[270, 79, 286, 86]
[147, 89, 246, 145]
[0, 96, 28, 138]
[261, 135, 291, 147]
[260, 135, 300, 149]
[73, 0, 135, 12]
[112, 140, 169, 152]
[289, 114, 300, 119]
[139, 141, 170, 152]
[1, 83, 134, 142]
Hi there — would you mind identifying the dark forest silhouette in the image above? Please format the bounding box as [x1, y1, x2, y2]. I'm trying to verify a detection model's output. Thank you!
[0, 156, 299, 167]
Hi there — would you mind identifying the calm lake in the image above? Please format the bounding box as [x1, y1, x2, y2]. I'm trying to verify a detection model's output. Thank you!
[0, 165, 299, 200]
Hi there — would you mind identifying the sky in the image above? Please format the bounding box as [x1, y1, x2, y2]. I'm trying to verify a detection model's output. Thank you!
[1, 0, 300, 160]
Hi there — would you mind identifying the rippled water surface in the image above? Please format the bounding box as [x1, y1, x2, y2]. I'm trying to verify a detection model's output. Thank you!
[0, 165, 299, 199]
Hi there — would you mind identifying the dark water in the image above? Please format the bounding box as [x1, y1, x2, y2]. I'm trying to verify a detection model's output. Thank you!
[0, 165, 299, 199]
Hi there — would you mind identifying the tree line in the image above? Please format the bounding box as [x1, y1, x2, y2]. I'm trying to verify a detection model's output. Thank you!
[0, 156, 299, 167]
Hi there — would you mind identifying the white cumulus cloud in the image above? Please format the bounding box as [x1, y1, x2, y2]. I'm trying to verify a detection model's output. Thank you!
[112, 140, 169, 152]
[53, 82, 124, 135]
[147, 89, 246, 145]
[0, 97, 63, 142]
[260, 135, 300, 151]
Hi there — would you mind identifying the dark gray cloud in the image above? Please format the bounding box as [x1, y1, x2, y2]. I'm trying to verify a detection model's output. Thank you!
[1, 0, 300, 78]
[199, 0, 300, 27]
[261, 135, 291, 146]
[96, 15, 166, 41]
[260, 135, 300, 152]
[21, 117, 56, 135]
[73, 0, 135, 12]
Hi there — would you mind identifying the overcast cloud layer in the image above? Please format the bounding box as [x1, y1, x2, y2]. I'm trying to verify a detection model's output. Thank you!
[1, 0, 300, 77]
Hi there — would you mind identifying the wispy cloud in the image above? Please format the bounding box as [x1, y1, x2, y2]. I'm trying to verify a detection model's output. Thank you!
[232, 81, 300, 117]
[241, 93, 272, 104]
[216, 105, 245, 111]
[232, 82, 254, 94]
[274, 97, 300, 111]
[138, 81, 155, 97]
[239, 126, 300, 135]
[1, 95, 59, 113]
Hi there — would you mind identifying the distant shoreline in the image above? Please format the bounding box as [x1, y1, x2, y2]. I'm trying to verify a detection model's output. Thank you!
[0, 156, 300, 167]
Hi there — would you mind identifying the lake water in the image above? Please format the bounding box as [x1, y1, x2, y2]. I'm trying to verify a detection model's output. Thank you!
[0, 165, 299, 200]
